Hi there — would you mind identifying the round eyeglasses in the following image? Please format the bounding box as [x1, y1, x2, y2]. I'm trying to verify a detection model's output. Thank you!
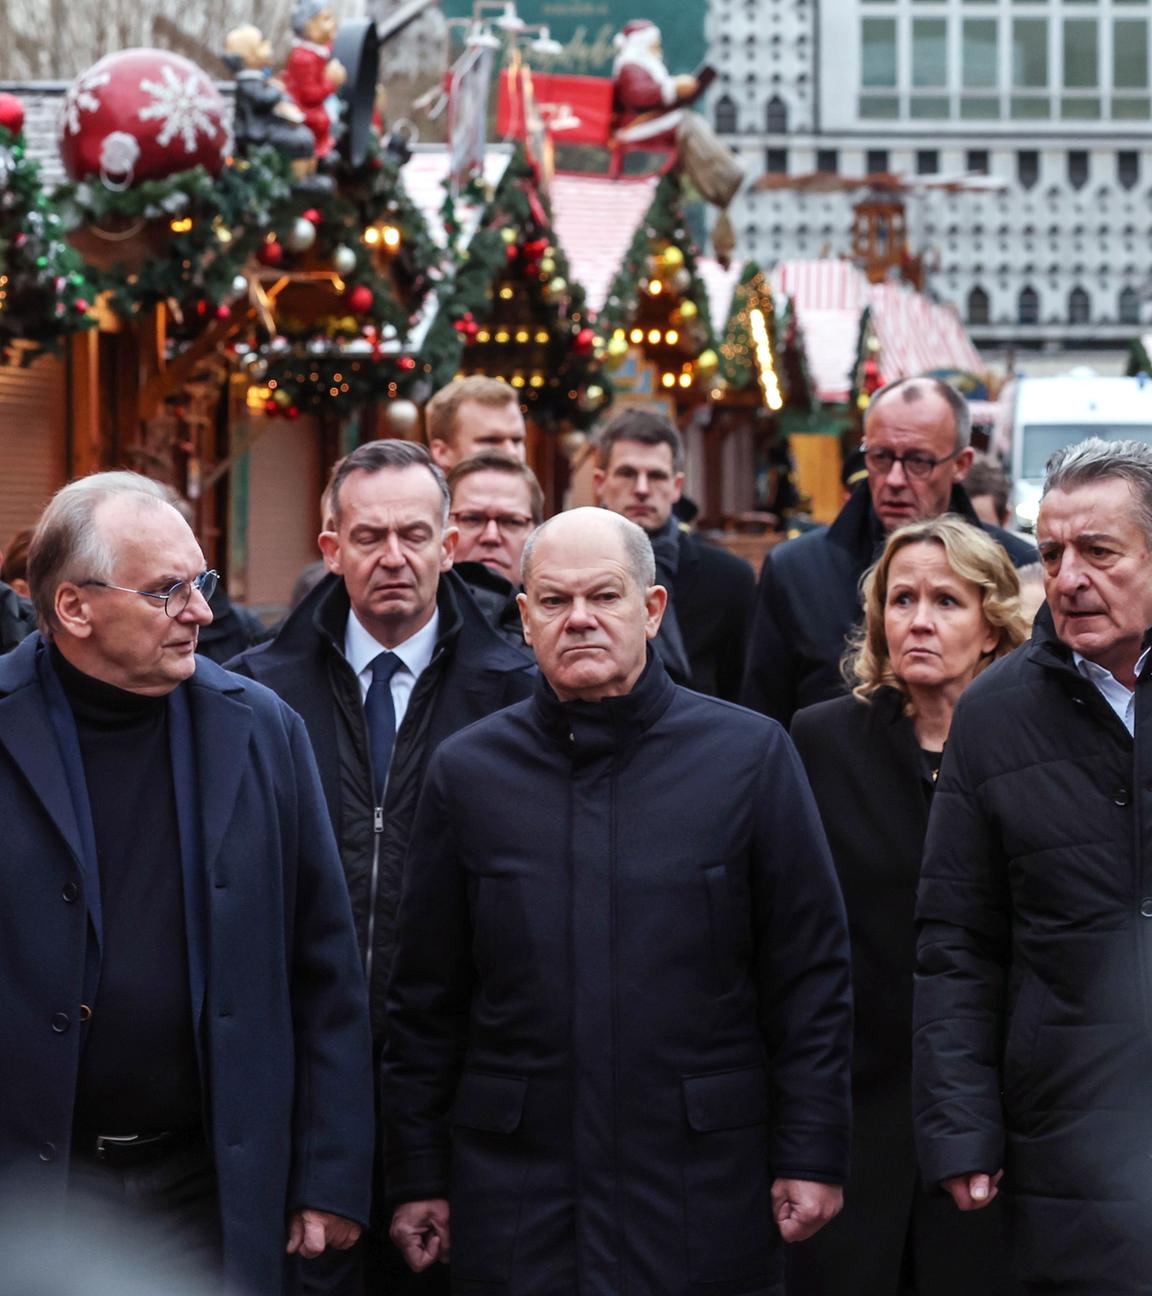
[860, 446, 962, 481]
[81, 570, 219, 617]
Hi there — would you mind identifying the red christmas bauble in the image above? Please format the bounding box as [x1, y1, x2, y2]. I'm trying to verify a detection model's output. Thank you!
[58, 49, 229, 187]
[346, 284, 374, 314]
[257, 241, 284, 268]
[573, 327, 595, 355]
[0, 92, 26, 137]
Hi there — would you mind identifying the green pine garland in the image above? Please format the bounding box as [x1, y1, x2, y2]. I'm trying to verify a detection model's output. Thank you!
[0, 126, 94, 355]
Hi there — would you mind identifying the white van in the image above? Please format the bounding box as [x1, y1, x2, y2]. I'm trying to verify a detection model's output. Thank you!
[1008, 372, 1152, 530]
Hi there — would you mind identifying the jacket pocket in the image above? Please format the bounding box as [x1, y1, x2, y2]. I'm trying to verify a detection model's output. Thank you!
[682, 1067, 777, 1286]
[449, 1072, 529, 1283]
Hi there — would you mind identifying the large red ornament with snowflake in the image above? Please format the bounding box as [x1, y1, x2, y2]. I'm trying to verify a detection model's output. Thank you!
[58, 49, 229, 189]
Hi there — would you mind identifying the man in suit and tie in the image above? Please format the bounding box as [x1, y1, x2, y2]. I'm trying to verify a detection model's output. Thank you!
[230, 439, 535, 1294]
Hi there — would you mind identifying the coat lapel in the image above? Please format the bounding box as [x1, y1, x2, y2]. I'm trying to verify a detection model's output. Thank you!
[187, 676, 253, 875]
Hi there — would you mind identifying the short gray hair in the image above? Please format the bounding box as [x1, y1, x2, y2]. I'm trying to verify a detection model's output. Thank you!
[326, 439, 450, 530]
[28, 472, 170, 635]
[865, 376, 972, 454]
[522, 510, 656, 590]
[1043, 437, 1152, 545]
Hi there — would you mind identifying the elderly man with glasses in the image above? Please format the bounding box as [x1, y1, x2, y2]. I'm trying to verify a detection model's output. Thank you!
[741, 376, 1038, 726]
[0, 472, 374, 1293]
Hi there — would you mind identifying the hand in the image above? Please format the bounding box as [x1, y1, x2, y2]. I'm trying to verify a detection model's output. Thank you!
[674, 73, 699, 97]
[771, 1177, 843, 1243]
[286, 1209, 362, 1257]
[390, 1199, 451, 1273]
[942, 1169, 1004, 1211]
[325, 58, 348, 89]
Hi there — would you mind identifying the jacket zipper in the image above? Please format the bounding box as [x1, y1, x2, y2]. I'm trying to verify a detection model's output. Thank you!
[365, 799, 386, 985]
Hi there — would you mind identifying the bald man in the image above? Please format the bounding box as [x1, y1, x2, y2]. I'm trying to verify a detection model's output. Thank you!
[382, 509, 852, 1296]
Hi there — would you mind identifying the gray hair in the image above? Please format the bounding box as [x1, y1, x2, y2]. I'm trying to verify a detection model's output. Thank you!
[27, 472, 170, 635]
[521, 509, 656, 590]
[1043, 437, 1152, 545]
[865, 376, 972, 454]
[291, 0, 328, 36]
[325, 439, 450, 530]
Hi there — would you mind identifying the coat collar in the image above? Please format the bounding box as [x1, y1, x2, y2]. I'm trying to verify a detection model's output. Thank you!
[531, 650, 678, 760]
[1026, 601, 1152, 683]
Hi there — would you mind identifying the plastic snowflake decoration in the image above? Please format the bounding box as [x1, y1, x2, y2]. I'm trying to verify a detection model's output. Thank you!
[138, 64, 223, 155]
[58, 68, 111, 138]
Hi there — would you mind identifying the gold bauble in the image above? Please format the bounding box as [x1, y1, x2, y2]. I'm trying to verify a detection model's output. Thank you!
[663, 246, 685, 269]
[680, 299, 698, 320]
[697, 348, 719, 374]
[539, 256, 556, 277]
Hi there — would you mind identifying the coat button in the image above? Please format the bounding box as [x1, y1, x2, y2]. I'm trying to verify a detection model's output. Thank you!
[50, 1012, 70, 1033]
[61, 881, 79, 903]
[1141, 898, 1152, 918]
[1115, 788, 1132, 806]
[39, 1143, 56, 1163]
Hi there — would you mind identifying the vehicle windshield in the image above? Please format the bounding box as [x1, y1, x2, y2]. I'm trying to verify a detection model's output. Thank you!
[1021, 424, 1152, 479]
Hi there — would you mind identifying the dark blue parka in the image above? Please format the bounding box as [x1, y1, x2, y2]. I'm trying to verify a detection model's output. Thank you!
[383, 656, 853, 1296]
[914, 607, 1152, 1293]
[0, 637, 374, 1295]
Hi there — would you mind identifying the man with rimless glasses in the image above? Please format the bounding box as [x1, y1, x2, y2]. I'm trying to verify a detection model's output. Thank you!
[447, 452, 544, 649]
[0, 472, 374, 1293]
[741, 377, 1038, 726]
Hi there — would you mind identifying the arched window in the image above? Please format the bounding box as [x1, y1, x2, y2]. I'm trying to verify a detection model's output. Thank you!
[1068, 286, 1091, 324]
[1120, 287, 1140, 325]
[715, 95, 738, 134]
[1018, 286, 1039, 325]
[968, 286, 990, 325]
[766, 95, 788, 134]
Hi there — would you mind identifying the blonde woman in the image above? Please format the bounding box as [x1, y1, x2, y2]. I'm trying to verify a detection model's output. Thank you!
[785, 515, 1030, 1296]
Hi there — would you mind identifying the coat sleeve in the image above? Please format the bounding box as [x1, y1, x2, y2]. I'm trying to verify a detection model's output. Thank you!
[912, 698, 1010, 1187]
[751, 725, 853, 1182]
[380, 753, 472, 1207]
[741, 551, 801, 726]
[284, 707, 376, 1225]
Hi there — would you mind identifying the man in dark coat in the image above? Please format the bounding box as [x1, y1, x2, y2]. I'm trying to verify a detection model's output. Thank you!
[594, 409, 755, 700]
[0, 576, 35, 653]
[913, 437, 1152, 1293]
[741, 377, 1037, 726]
[229, 439, 535, 1295]
[0, 472, 373, 1294]
[383, 507, 852, 1296]
[447, 451, 543, 650]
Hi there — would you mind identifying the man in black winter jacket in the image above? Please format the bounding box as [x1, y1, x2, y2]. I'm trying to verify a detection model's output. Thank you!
[0, 579, 35, 655]
[741, 377, 1037, 726]
[384, 508, 852, 1296]
[228, 440, 535, 1295]
[914, 437, 1152, 1294]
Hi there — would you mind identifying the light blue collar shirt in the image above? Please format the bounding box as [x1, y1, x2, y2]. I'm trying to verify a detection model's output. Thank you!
[1073, 647, 1150, 737]
[344, 608, 440, 731]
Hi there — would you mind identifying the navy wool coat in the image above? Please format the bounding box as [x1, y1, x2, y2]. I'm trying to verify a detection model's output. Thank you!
[383, 656, 853, 1296]
[0, 637, 375, 1295]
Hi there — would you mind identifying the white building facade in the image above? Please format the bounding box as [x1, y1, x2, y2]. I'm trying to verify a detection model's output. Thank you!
[705, 0, 1152, 345]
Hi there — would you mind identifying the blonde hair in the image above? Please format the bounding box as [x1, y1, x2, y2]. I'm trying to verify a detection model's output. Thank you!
[845, 515, 1030, 703]
[425, 376, 519, 450]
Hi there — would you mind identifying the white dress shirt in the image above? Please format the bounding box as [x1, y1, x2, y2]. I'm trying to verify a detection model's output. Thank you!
[1073, 647, 1150, 737]
[344, 608, 440, 732]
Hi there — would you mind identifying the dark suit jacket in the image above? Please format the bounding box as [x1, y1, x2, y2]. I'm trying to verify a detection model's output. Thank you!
[785, 689, 1016, 1296]
[0, 637, 374, 1295]
[671, 530, 755, 702]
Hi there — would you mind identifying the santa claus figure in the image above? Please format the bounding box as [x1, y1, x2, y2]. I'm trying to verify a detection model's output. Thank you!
[281, 0, 347, 159]
[611, 18, 699, 148]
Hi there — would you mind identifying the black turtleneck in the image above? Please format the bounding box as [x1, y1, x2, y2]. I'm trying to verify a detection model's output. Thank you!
[51, 644, 201, 1136]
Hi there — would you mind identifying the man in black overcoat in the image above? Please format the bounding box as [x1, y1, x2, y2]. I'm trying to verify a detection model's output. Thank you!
[741, 377, 1037, 726]
[594, 409, 755, 701]
[229, 439, 535, 1295]
[914, 437, 1152, 1293]
[383, 507, 852, 1295]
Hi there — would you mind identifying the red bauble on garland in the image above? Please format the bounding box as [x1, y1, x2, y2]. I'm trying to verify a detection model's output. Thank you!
[572, 327, 595, 356]
[345, 284, 375, 314]
[58, 49, 230, 188]
[257, 241, 285, 268]
[0, 92, 26, 137]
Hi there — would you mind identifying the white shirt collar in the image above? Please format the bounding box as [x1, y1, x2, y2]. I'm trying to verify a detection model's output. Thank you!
[1072, 647, 1151, 688]
[344, 606, 440, 682]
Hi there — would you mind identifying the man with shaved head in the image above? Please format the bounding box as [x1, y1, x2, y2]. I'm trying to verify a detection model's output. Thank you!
[383, 507, 853, 1295]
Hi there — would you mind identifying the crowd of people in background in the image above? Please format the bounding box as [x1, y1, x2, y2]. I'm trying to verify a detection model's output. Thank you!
[3, 370, 1152, 1296]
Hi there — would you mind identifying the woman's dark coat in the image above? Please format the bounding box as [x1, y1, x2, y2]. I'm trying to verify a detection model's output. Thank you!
[914, 607, 1152, 1293]
[382, 657, 852, 1296]
[786, 690, 1016, 1296]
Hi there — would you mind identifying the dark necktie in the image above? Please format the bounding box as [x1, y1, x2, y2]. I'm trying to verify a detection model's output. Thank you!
[365, 651, 403, 802]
